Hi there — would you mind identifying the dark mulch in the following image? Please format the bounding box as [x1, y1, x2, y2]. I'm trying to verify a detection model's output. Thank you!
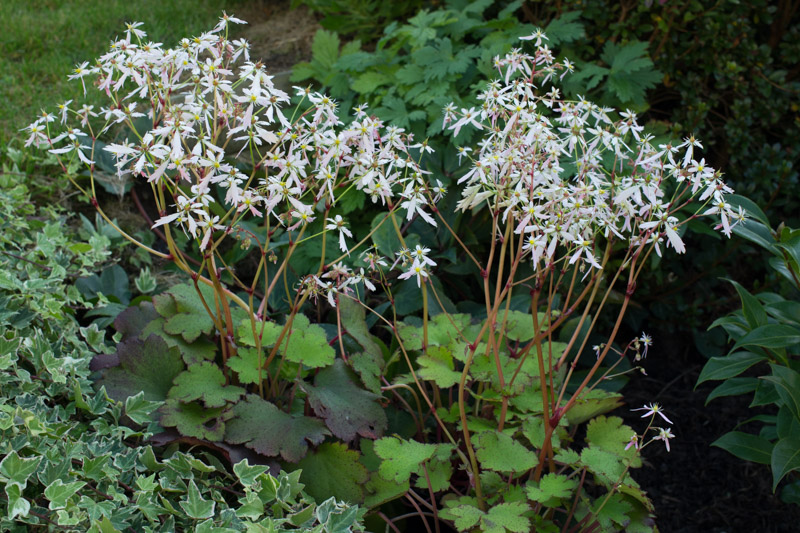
[615, 331, 800, 533]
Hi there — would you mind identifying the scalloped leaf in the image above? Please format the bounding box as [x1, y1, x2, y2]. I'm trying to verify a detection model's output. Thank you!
[93, 334, 184, 402]
[296, 442, 368, 504]
[225, 395, 329, 462]
[168, 362, 245, 408]
[585, 416, 640, 467]
[159, 283, 216, 343]
[373, 437, 437, 484]
[227, 347, 264, 385]
[417, 345, 461, 388]
[475, 430, 537, 473]
[159, 399, 231, 441]
[526, 473, 578, 507]
[340, 297, 384, 392]
[281, 314, 336, 368]
[302, 360, 386, 441]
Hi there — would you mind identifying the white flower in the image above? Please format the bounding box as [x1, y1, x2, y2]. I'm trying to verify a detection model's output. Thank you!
[325, 215, 353, 254]
[632, 403, 673, 425]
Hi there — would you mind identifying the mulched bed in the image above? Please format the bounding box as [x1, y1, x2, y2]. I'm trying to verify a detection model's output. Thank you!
[616, 330, 800, 532]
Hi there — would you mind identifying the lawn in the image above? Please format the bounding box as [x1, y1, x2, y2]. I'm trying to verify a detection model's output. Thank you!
[0, 0, 250, 143]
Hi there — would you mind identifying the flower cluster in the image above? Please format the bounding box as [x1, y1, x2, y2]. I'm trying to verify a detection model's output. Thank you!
[24, 14, 443, 301]
[443, 39, 740, 274]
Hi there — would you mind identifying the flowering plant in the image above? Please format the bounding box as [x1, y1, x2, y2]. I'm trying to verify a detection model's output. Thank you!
[26, 15, 739, 531]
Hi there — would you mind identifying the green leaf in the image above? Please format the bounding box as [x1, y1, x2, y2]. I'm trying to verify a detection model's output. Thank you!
[448, 504, 484, 531]
[482, 502, 531, 533]
[45, 479, 86, 510]
[544, 11, 585, 46]
[159, 399, 231, 441]
[475, 430, 537, 473]
[168, 362, 245, 408]
[592, 492, 632, 529]
[5, 484, 30, 520]
[580, 447, 625, 486]
[705, 377, 759, 404]
[159, 283, 217, 343]
[297, 442, 368, 503]
[0, 451, 41, 488]
[727, 280, 768, 329]
[282, 313, 336, 368]
[564, 389, 624, 425]
[302, 360, 387, 441]
[697, 351, 767, 384]
[417, 345, 461, 388]
[225, 395, 329, 462]
[233, 460, 269, 487]
[351, 71, 392, 94]
[732, 324, 800, 351]
[93, 334, 185, 402]
[124, 392, 160, 425]
[762, 365, 800, 422]
[526, 473, 578, 507]
[712, 431, 772, 464]
[728, 194, 770, 227]
[311, 29, 341, 70]
[340, 296, 384, 392]
[180, 480, 215, 520]
[775, 235, 800, 272]
[373, 437, 437, 483]
[227, 347, 264, 385]
[585, 416, 639, 466]
[772, 437, 800, 491]
[732, 219, 777, 253]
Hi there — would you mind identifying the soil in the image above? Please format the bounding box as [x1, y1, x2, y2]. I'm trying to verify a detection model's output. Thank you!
[615, 328, 800, 532]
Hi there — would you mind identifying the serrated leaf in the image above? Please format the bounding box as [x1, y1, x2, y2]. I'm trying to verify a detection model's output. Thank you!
[482, 501, 531, 533]
[168, 362, 245, 408]
[417, 345, 461, 387]
[697, 351, 767, 384]
[585, 416, 639, 466]
[159, 399, 230, 441]
[94, 334, 184, 402]
[227, 347, 264, 385]
[475, 430, 537, 473]
[544, 11, 585, 46]
[302, 360, 387, 441]
[581, 447, 626, 486]
[564, 389, 623, 425]
[711, 431, 772, 465]
[373, 437, 437, 483]
[225, 395, 329, 462]
[180, 480, 215, 520]
[526, 473, 578, 507]
[160, 283, 217, 343]
[592, 492, 632, 529]
[297, 442, 368, 503]
[282, 314, 336, 368]
[448, 504, 484, 531]
[351, 71, 392, 94]
[311, 29, 341, 70]
[340, 296, 383, 392]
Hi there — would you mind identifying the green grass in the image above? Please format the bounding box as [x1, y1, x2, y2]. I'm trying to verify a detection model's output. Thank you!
[0, 0, 250, 144]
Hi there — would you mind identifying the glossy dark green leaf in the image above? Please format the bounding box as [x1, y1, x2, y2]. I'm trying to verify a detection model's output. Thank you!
[772, 437, 800, 491]
[711, 431, 772, 465]
[726, 279, 767, 329]
[705, 377, 759, 405]
[761, 365, 800, 422]
[731, 324, 800, 352]
[696, 351, 767, 385]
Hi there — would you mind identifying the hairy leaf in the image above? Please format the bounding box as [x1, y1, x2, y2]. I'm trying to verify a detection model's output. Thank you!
[168, 362, 245, 408]
[159, 399, 231, 441]
[225, 395, 329, 462]
[475, 430, 537, 473]
[303, 360, 387, 441]
[297, 443, 368, 503]
[93, 335, 184, 402]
